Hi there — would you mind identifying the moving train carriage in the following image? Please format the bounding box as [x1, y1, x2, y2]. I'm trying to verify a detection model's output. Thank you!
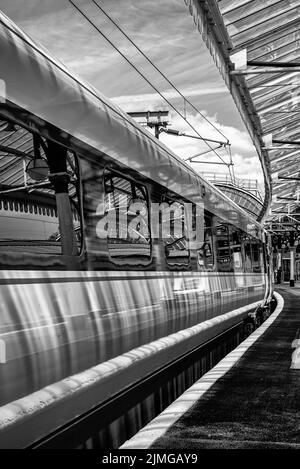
[0, 10, 271, 409]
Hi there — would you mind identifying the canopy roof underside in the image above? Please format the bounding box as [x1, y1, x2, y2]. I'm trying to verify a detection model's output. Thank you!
[186, 0, 300, 227]
[219, 0, 300, 227]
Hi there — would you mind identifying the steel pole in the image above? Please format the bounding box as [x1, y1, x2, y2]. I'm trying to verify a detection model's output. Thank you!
[290, 247, 295, 287]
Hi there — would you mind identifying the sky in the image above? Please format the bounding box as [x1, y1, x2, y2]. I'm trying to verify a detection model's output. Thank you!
[0, 0, 264, 184]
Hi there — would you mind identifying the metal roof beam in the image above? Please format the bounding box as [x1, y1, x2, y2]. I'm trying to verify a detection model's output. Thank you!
[231, 68, 300, 75]
[0, 144, 30, 159]
[248, 60, 300, 68]
[185, 0, 271, 222]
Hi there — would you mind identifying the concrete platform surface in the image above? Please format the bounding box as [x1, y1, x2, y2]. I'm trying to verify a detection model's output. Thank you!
[122, 287, 300, 449]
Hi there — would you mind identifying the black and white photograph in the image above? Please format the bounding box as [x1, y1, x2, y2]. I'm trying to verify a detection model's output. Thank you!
[0, 0, 299, 456]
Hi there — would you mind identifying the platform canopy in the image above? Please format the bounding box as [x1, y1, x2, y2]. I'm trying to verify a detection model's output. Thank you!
[185, 0, 300, 231]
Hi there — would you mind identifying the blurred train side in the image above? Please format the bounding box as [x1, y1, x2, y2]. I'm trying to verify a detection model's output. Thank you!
[0, 11, 272, 408]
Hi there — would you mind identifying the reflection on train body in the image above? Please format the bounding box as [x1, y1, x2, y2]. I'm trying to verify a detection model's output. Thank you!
[0, 10, 271, 408]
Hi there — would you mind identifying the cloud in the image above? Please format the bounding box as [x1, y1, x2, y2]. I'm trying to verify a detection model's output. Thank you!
[111, 85, 227, 106]
[136, 107, 264, 184]
[1, 0, 264, 186]
[158, 107, 254, 156]
[1, 0, 224, 97]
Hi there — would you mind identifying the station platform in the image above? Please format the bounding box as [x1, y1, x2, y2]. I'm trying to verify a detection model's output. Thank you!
[121, 287, 300, 449]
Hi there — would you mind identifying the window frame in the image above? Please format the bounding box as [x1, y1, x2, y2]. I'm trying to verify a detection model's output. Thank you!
[103, 167, 152, 266]
[197, 212, 214, 271]
[214, 222, 233, 273]
[250, 238, 263, 274]
[0, 139, 83, 262]
[161, 193, 191, 267]
[242, 234, 254, 273]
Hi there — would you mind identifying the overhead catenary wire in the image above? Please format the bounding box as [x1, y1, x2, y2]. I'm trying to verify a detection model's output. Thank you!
[68, 0, 230, 167]
[91, 0, 229, 145]
[69, 0, 228, 165]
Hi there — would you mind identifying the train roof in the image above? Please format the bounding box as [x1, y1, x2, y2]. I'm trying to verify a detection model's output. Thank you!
[0, 11, 262, 237]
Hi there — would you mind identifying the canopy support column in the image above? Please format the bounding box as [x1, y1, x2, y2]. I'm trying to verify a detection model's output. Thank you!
[290, 247, 296, 287]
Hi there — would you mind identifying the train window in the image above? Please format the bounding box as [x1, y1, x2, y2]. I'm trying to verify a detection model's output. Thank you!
[230, 227, 243, 272]
[162, 197, 190, 265]
[104, 170, 151, 261]
[214, 223, 232, 272]
[197, 215, 214, 270]
[243, 236, 253, 273]
[0, 124, 81, 256]
[251, 239, 263, 273]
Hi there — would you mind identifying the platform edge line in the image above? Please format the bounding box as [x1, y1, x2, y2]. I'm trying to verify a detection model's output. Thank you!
[120, 292, 284, 449]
